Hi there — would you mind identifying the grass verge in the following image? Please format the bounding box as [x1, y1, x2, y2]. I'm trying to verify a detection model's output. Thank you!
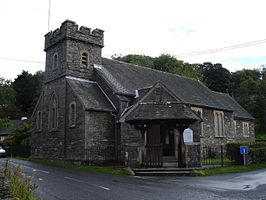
[195, 162, 266, 176]
[14, 157, 129, 176]
[4, 160, 39, 200]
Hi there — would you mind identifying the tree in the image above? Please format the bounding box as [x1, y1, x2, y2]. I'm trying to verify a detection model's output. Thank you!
[0, 77, 16, 118]
[200, 62, 231, 93]
[2, 122, 32, 146]
[112, 54, 203, 81]
[111, 54, 154, 68]
[231, 68, 266, 133]
[12, 71, 43, 116]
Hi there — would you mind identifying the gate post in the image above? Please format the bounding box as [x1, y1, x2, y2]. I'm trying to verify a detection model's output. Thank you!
[221, 145, 224, 167]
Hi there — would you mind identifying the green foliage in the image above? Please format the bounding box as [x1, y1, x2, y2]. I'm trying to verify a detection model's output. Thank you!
[0, 118, 13, 128]
[250, 147, 266, 163]
[112, 54, 203, 81]
[12, 70, 43, 116]
[226, 142, 251, 164]
[226, 141, 266, 164]
[4, 160, 38, 200]
[256, 132, 266, 141]
[2, 122, 32, 146]
[0, 77, 16, 118]
[200, 62, 231, 93]
[112, 54, 154, 68]
[232, 68, 266, 132]
[153, 54, 181, 72]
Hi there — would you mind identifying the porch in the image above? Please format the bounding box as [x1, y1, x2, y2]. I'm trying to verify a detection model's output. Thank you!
[119, 82, 201, 168]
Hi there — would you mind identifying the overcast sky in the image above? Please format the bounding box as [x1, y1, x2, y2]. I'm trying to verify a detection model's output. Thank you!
[1, 0, 266, 80]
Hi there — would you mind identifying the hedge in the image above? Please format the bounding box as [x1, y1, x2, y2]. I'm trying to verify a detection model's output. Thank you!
[226, 141, 266, 164]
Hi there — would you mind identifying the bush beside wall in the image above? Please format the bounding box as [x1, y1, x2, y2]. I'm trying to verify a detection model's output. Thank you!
[226, 142, 266, 164]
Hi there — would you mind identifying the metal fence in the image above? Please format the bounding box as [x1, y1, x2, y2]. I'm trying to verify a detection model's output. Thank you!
[201, 146, 224, 167]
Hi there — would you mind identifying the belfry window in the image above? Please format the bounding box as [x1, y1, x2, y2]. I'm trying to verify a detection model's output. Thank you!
[53, 53, 58, 69]
[214, 110, 224, 137]
[81, 52, 88, 66]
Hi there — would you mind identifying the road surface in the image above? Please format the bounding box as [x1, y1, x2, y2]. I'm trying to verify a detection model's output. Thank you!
[0, 158, 266, 200]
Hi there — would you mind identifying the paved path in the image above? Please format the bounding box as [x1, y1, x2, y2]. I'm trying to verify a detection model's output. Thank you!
[1, 158, 266, 200]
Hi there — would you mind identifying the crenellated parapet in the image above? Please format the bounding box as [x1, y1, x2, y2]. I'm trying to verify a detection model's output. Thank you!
[45, 20, 104, 51]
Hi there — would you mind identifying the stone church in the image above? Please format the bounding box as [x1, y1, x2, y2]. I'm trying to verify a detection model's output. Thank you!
[31, 20, 255, 168]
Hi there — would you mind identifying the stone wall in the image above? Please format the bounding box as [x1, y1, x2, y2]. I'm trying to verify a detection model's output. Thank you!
[84, 111, 115, 164]
[234, 119, 255, 142]
[65, 82, 86, 161]
[120, 123, 144, 167]
[186, 143, 201, 167]
[190, 107, 255, 148]
[31, 78, 67, 161]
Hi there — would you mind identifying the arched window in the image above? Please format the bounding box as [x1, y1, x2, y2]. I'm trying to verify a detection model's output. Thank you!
[81, 52, 88, 67]
[36, 111, 42, 131]
[214, 110, 224, 137]
[69, 102, 76, 127]
[53, 53, 58, 69]
[49, 93, 58, 131]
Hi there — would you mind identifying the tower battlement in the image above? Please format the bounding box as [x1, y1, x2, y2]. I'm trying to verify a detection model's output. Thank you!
[45, 20, 104, 51]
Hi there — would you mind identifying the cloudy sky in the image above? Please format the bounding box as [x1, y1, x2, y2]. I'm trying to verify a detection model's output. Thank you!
[1, 0, 266, 80]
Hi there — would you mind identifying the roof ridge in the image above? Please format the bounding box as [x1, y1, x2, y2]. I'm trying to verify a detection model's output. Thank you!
[102, 57, 201, 82]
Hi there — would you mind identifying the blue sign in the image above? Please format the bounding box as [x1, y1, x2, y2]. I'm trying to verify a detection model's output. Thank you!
[240, 146, 249, 155]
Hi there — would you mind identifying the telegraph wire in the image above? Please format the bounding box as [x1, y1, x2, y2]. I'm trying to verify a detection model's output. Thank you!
[1, 38, 266, 64]
[175, 38, 266, 58]
[0, 56, 44, 64]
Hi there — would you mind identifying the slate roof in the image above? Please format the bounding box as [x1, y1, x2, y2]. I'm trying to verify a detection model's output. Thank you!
[120, 82, 201, 123]
[122, 103, 201, 123]
[67, 77, 115, 112]
[94, 58, 254, 120]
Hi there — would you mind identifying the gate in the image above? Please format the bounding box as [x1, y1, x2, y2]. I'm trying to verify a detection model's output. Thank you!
[144, 144, 163, 167]
[201, 146, 224, 167]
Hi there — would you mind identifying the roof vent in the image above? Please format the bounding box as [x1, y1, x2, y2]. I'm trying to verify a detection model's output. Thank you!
[135, 90, 139, 98]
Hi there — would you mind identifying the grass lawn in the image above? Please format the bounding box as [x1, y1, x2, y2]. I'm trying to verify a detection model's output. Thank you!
[202, 157, 234, 165]
[195, 162, 266, 176]
[13, 157, 129, 176]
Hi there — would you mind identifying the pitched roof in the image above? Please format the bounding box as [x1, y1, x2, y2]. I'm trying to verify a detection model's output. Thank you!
[123, 103, 201, 123]
[95, 58, 254, 120]
[120, 82, 201, 123]
[67, 77, 115, 112]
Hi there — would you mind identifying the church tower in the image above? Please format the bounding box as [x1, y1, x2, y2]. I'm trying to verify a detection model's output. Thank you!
[44, 20, 104, 82]
[31, 20, 105, 160]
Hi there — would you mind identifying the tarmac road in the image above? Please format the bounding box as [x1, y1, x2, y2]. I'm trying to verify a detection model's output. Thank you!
[1, 158, 266, 200]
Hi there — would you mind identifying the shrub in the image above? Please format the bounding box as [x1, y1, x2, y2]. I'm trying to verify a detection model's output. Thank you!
[2, 122, 31, 146]
[226, 141, 266, 164]
[226, 142, 251, 164]
[4, 160, 38, 200]
[250, 147, 266, 163]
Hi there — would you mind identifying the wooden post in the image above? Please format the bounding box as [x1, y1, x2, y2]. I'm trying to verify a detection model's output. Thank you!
[221, 146, 224, 167]
[177, 126, 186, 168]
